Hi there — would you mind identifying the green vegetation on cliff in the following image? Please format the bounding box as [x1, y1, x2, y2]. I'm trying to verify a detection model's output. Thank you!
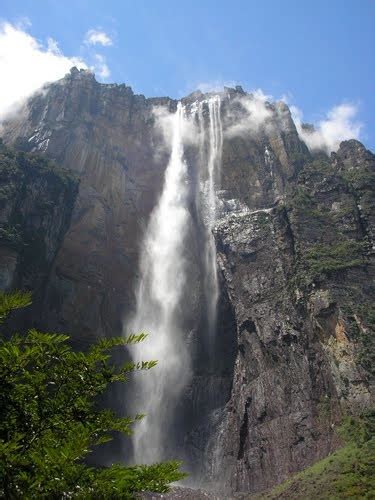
[304, 240, 367, 276]
[0, 138, 75, 188]
[258, 412, 375, 499]
[0, 138, 77, 244]
[0, 292, 185, 499]
[0, 139, 78, 291]
[286, 155, 371, 288]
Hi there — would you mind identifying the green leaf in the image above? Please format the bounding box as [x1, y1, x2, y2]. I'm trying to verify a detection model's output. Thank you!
[0, 291, 31, 323]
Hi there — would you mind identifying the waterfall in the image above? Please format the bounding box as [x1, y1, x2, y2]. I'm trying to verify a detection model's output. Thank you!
[129, 97, 223, 464]
[130, 102, 191, 464]
[197, 97, 223, 351]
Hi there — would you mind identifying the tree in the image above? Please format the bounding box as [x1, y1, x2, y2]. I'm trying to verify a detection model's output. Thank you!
[0, 291, 185, 499]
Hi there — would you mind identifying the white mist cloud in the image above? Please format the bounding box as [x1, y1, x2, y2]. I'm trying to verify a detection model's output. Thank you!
[92, 53, 110, 79]
[155, 86, 363, 154]
[84, 29, 113, 47]
[291, 103, 362, 153]
[0, 22, 114, 122]
[152, 105, 198, 164]
[0, 21, 88, 121]
[225, 91, 273, 137]
[251, 88, 273, 102]
[223, 88, 362, 151]
[195, 80, 237, 93]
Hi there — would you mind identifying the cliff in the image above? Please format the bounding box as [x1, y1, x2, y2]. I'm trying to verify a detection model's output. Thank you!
[3, 67, 176, 346]
[0, 140, 77, 325]
[1, 69, 373, 495]
[207, 140, 374, 493]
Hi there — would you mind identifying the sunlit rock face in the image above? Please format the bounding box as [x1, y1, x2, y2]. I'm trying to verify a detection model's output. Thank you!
[1, 69, 374, 494]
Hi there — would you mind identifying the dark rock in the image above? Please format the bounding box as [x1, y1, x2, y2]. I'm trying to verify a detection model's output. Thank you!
[0, 142, 78, 326]
[205, 144, 374, 494]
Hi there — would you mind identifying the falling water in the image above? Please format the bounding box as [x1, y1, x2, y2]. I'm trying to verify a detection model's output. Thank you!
[130, 102, 191, 464]
[197, 97, 223, 349]
[130, 97, 223, 464]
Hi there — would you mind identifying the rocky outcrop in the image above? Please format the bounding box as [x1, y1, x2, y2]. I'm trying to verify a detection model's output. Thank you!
[1, 70, 373, 495]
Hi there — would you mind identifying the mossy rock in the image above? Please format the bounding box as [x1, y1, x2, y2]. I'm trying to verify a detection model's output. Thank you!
[304, 241, 367, 277]
[257, 412, 375, 499]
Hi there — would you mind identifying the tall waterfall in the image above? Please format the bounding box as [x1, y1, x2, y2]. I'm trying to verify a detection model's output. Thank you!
[130, 102, 191, 464]
[130, 97, 223, 464]
[197, 97, 223, 350]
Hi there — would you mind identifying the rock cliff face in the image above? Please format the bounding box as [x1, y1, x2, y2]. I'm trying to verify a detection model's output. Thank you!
[3, 68, 176, 346]
[1, 69, 373, 495]
[0, 141, 77, 325]
[208, 141, 374, 492]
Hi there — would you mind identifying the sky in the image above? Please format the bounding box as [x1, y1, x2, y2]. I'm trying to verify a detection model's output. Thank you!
[1, 0, 374, 150]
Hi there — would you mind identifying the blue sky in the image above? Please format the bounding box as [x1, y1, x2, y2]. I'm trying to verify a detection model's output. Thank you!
[1, 0, 374, 150]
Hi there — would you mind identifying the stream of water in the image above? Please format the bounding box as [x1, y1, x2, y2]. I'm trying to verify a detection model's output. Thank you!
[130, 97, 223, 463]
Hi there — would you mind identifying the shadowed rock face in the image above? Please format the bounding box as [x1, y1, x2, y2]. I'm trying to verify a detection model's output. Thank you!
[1, 69, 374, 494]
[0, 141, 78, 325]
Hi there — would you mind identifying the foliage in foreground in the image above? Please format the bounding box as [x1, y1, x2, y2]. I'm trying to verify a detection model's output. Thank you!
[0, 292, 185, 499]
[258, 411, 375, 499]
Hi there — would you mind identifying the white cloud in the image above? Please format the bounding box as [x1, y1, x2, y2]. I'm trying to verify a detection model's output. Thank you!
[225, 91, 273, 137]
[84, 29, 112, 47]
[0, 22, 113, 122]
[291, 103, 362, 153]
[14, 16, 32, 30]
[195, 80, 237, 93]
[46, 37, 61, 54]
[251, 88, 273, 102]
[0, 22, 87, 121]
[201, 87, 362, 150]
[180, 79, 240, 98]
[91, 54, 110, 79]
[289, 104, 303, 124]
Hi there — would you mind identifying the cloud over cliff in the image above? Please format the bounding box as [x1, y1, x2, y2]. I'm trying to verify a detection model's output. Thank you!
[0, 21, 364, 153]
[291, 103, 362, 154]
[0, 21, 113, 122]
[224, 89, 273, 137]
[0, 22, 87, 121]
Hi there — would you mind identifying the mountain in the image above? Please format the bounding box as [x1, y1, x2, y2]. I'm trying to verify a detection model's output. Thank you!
[1, 68, 373, 496]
